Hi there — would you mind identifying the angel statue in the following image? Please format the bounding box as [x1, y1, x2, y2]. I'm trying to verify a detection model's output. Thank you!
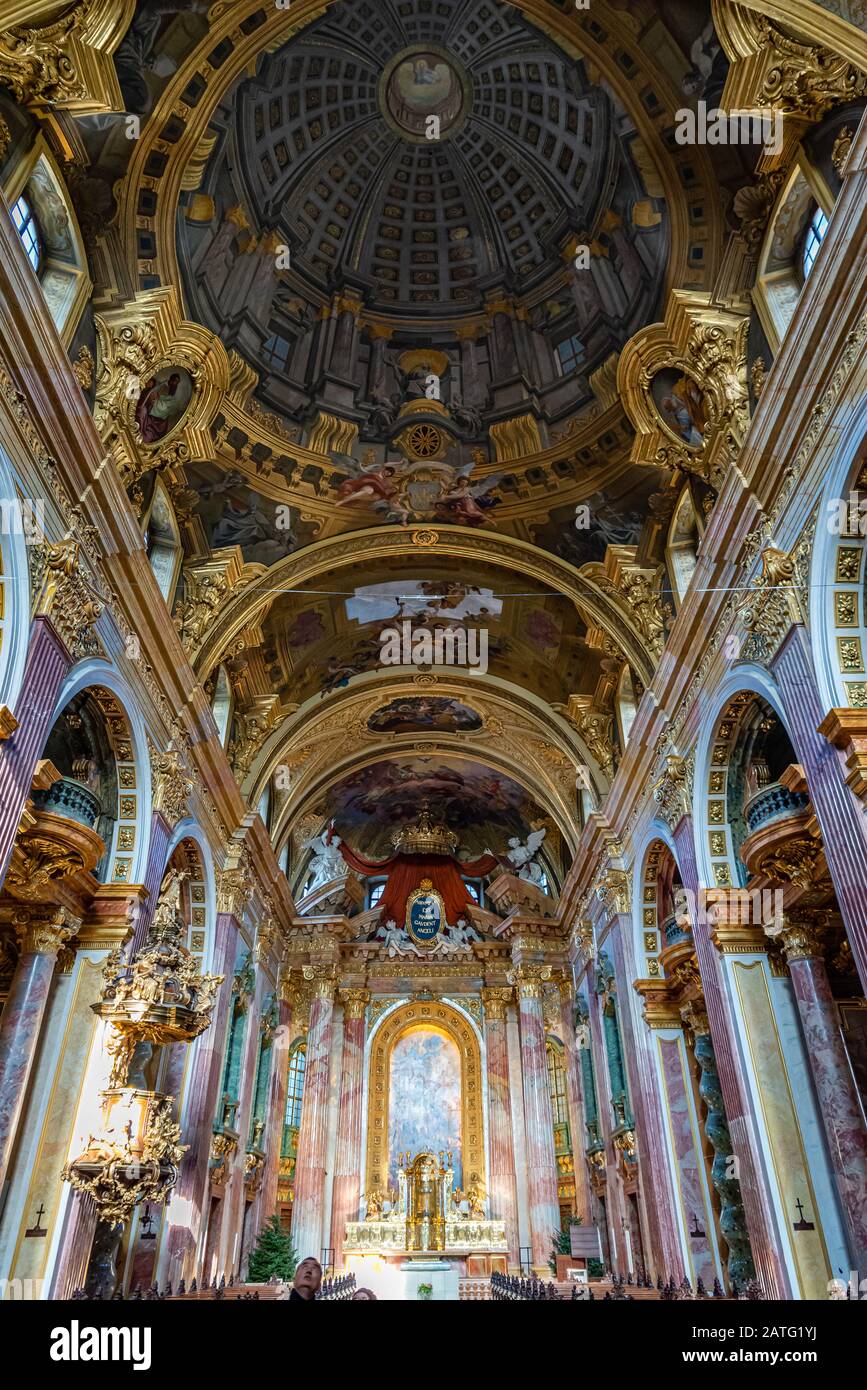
[303, 830, 345, 891]
[505, 828, 547, 884]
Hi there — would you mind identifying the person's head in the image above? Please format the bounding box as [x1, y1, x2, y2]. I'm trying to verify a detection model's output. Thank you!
[293, 1257, 322, 1298]
[352, 1287, 377, 1300]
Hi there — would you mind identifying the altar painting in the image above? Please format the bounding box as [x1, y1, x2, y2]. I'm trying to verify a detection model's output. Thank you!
[388, 1027, 462, 1188]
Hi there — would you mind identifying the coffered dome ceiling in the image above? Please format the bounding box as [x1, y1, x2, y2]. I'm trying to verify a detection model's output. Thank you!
[180, 0, 670, 426]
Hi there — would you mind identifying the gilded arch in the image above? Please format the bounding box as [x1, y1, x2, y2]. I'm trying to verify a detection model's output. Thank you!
[190, 526, 658, 690]
[365, 1000, 483, 1201]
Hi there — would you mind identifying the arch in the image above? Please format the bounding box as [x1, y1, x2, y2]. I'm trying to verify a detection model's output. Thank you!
[809, 400, 867, 713]
[48, 663, 153, 885]
[632, 827, 684, 983]
[162, 817, 218, 973]
[691, 666, 795, 891]
[364, 998, 484, 1201]
[666, 486, 701, 608]
[191, 526, 657, 691]
[0, 445, 31, 712]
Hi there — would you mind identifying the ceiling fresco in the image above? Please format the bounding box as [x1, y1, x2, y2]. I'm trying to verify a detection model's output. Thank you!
[321, 756, 547, 858]
[40, 0, 771, 877]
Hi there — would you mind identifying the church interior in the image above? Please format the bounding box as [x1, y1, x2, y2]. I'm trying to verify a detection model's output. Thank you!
[0, 0, 865, 1308]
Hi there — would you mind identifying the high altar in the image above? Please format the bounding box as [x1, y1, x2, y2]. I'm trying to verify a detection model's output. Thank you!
[344, 1150, 507, 1258]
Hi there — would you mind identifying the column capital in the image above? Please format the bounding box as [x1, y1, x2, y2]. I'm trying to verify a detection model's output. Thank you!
[14, 906, 79, 956]
[303, 962, 338, 1000]
[767, 912, 827, 963]
[481, 986, 513, 1020]
[339, 988, 370, 1019]
[508, 962, 551, 998]
[679, 999, 710, 1037]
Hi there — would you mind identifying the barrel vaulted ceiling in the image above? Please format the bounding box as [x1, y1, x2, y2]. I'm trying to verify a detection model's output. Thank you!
[46, 0, 767, 867]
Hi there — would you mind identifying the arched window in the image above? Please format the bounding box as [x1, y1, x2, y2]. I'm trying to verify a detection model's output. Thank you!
[285, 1043, 306, 1129]
[11, 195, 41, 273]
[802, 204, 828, 280]
[366, 878, 386, 910]
[547, 1040, 568, 1126]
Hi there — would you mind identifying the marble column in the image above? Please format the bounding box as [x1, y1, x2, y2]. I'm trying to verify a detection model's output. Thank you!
[0, 909, 74, 1195]
[776, 915, 867, 1274]
[775, 625, 867, 993]
[0, 617, 70, 888]
[256, 990, 294, 1226]
[555, 981, 592, 1226]
[291, 969, 336, 1263]
[607, 926, 684, 1280]
[330, 989, 369, 1271]
[481, 988, 520, 1264]
[515, 967, 561, 1271]
[673, 816, 788, 1297]
[158, 909, 239, 1287]
[686, 1006, 754, 1288]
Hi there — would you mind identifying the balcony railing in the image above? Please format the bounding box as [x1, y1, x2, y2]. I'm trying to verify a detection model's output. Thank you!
[32, 776, 102, 830]
[744, 782, 809, 834]
[661, 912, 691, 948]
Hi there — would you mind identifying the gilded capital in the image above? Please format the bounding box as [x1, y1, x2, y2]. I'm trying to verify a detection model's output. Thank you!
[510, 963, 551, 998]
[14, 907, 79, 956]
[768, 914, 826, 963]
[481, 986, 513, 1021]
[339, 988, 370, 1019]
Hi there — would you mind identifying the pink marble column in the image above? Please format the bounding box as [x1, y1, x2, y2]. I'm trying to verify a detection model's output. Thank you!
[481, 988, 520, 1264]
[608, 919, 685, 1281]
[775, 626, 867, 994]
[0, 617, 70, 889]
[0, 910, 73, 1195]
[159, 910, 239, 1287]
[515, 969, 561, 1271]
[330, 989, 369, 1271]
[781, 918, 867, 1274]
[291, 970, 336, 1263]
[556, 982, 594, 1227]
[253, 992, 294, 1230]
[219, 971, 264, 1278]
[673, 816, 791, 1297]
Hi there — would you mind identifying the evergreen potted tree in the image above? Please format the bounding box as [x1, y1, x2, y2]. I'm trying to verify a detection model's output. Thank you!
[248, 1214, 297, 1284]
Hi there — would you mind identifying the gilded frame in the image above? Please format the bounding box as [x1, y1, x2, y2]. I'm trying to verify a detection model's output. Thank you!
[364, 1000, 483, 1198]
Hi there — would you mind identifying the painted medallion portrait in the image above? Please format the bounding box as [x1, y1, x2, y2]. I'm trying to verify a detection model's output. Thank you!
[134, 366, 194, 445]
[651, 368, 708, 449]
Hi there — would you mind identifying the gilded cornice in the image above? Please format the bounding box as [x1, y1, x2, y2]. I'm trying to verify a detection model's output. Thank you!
[0, 0, 134, 114]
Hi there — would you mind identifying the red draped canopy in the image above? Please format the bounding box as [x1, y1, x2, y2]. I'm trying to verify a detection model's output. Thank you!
[337, 841, 498, 927]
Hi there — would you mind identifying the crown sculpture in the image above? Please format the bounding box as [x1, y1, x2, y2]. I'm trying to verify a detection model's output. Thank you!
[391, 806, 459, 857]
